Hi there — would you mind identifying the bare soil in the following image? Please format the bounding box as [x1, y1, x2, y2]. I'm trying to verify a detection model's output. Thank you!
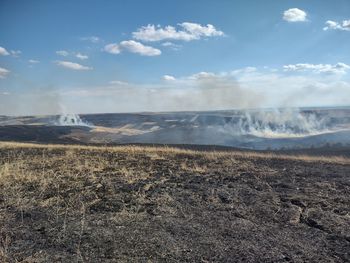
[0, 143, 349, 262]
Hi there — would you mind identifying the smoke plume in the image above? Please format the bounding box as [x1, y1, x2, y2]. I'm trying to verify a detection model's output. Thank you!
[55, 113, 91, 126]
[225, 109, 331, 138]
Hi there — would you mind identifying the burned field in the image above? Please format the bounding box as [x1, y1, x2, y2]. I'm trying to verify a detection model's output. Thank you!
[0, 142, 349, 262]
[2, 107, 350, 150]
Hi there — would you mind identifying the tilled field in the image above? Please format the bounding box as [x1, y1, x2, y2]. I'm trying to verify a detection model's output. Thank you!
[0, 142, 349, 262]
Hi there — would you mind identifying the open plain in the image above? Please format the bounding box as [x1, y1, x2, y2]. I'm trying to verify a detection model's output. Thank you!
[0, 142, 349, 262]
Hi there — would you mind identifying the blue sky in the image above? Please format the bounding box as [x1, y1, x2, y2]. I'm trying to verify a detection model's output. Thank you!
[0, 0, 350, 115]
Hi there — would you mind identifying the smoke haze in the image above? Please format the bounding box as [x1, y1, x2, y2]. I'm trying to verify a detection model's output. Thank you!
[1, 69, 350, 116]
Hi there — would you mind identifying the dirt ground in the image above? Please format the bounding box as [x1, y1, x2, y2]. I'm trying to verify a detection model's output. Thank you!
[0, 142, 349, 262]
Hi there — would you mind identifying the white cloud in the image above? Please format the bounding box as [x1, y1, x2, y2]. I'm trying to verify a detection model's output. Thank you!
[345, 20, 350, 29]
[162, 75, 176, 81]
[0, 91, 10, 95]
[283, 8, 307, 22]
[56, 50, 69, 56]
[10, 50, 21, 57]
[109, 80, 129, 85]
[104, 43, 121, 54]
[0, 46, 10, 56]
[56, 50, 89, 60]
[323, 20, 341, 31]
[162, 42, 175, 47]
[104, 40, 161, 56]
[76, 53, 88, 60]
[80, 36, 100, 43]
[28, 59, 40, 64]
[181, 22, 224, 37]
[132, 22, 224, 42]
[161, 41, 182, 50]
[323, 20, 350, 31]
[0, 47, 21, 57]
[283, 63, 350, 74]
[189, 71, 217, 80]
[0, 67, 10, 79]
[119, 40, 161, 56]
[55, 61, 92, 71]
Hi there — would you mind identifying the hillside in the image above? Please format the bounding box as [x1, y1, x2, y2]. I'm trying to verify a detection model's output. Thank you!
[0, 142, 349, 262]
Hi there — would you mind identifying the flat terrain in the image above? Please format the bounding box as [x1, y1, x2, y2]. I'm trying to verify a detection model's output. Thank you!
[0, 142, 349, 262]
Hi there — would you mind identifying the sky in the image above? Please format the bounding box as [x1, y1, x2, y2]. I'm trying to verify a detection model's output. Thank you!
[0, 0, 350, 115]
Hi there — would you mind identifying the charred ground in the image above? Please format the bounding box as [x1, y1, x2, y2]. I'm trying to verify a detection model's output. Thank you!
[0, 142, 349, 262]
[2, 108, 350, 151]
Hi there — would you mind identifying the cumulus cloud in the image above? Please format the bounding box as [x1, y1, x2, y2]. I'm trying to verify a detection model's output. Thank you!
[283, 8, 307, 22]
[120, 40, 161, 56]
[283, 63, 350, 74]
[55, 61, 92, 71]
[162, 75, 176, 81]
[76, 53, 88, 60]
[56, 50, 69, 56]
[0, 47, 21, 57]
[28, 59, 40, 64]
[104, 40, 161, 56]
[0, 67, 10, 79]
[323, 20, 350, 31]
[0, 46, 10, 56]
[104, 43, 121, 54]
[132, 22, 224, 42]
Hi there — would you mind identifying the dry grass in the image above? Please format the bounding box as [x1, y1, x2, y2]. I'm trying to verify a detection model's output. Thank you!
[0, 141, 349, 262]
[1, 141, 349, 165]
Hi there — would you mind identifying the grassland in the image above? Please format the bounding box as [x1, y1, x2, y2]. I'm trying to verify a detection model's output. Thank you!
[0, 142, 349, 262]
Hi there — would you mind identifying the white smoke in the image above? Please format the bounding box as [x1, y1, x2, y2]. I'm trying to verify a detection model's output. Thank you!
[224, 109, 332, 138]
[55, 113, 92, 127]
